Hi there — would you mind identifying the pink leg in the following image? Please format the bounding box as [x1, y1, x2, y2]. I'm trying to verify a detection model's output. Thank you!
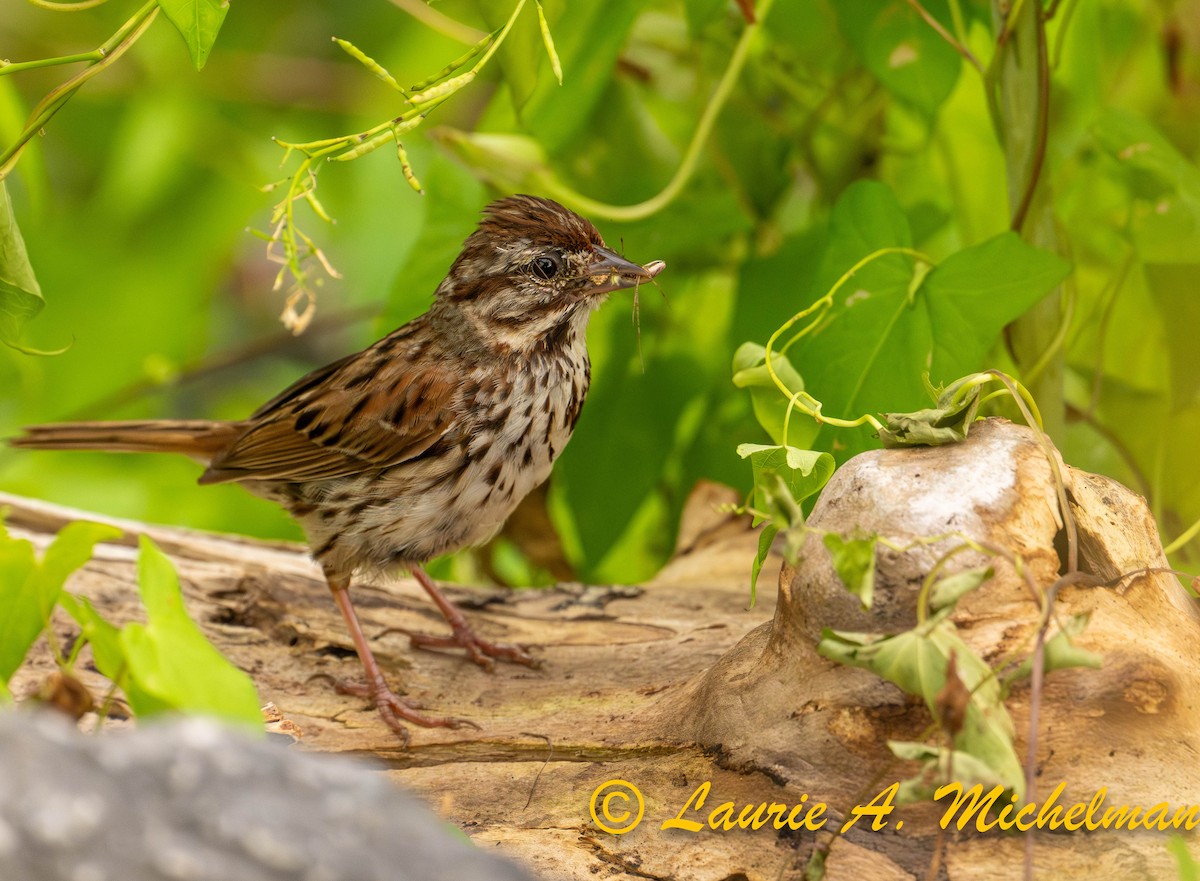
[407, 566, 539, 671]
[325, 570, 477, 744]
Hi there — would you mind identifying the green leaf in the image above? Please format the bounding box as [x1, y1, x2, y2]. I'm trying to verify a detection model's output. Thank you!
[823, 533, 877, 609]
[930, 566, 993, 611]
[0, 179, 45, 351]
[732, 342, 818, 448]
[684, 0, 727, 35]
[797, 182, 1069, 459]
[429, 129, 555, 197]
[819, 620, 1024, 797]
[475, 0, 543, 111]
[923, 234, 1071, 364]
[521, 0, 639, 151]
[737, 443, 835, 518]
[59, 594, 122, 680]
[0, 535, 35, 683]
[749, 524, 779, 608]
[0, 521, 121, 684]
[118, 536, 260, 727]
[890, 743, 1014, 803]
[832, 0, 961, 116]
[60, 592, 170, 716]
[1143, 264, 1200, 410]
[157, 0, 230, 71]
[555, 260, 725, 578]
[1008, 614, 1102, 681]
[1093, 110, 1200, 263]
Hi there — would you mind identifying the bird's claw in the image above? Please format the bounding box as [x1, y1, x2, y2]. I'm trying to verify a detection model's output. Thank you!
[407, 627, 541, 671]
[333, 674, 478, 743]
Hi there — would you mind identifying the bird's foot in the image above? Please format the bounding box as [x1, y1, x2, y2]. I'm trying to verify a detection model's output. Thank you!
[333, 674, 479, 746]
[408, 624, 540, 672]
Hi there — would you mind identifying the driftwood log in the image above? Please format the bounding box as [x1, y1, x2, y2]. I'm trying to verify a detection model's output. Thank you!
[4, 418, 1197, 880]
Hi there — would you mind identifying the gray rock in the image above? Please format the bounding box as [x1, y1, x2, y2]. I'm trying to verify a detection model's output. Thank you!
[0, 711, 542, 881]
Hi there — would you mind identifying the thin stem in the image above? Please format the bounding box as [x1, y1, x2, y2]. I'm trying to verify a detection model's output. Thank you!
[92, 671, 125, 732]
[0, 51, 106, 75]
[282, 4, 504, 160]
[995, 0, 1027, 48]
[1023, 593, 1048, 881]
[1009, 3, 1050, 232]
[261, 0, 519, 332]
[916, 544, 976, 625]
[539, 0, 777, 222]
[27, 0, 110, 8]
[764, 247, 934, 445]
[1022, 271, 1074, 387]
[1163, 515, 1200, 557]
[986, 370, 1073, 573]
[471, 0, 526, 71]
[0, 1, 159, 180]
[1085, 248, 1135, 417]
[936, 128, 976, 243]
[1064, 405, 1150, 499]
[1050, 0, 1082, 68]
[905, 0, 985, 75]
[386, 0, 487, 45]
[1152, 428, 1167, 527]
[946, 0, 970, 47]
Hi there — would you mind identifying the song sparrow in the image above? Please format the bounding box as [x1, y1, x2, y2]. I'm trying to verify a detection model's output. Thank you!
[12, 194, 665, 743]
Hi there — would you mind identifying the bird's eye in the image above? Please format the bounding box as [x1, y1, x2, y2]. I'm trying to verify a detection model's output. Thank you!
[530, 255, 560, 280]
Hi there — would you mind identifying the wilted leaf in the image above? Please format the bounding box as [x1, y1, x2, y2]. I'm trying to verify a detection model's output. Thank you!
[934, 650, 968, 736]
[32, 670, 95, 721]
[878, 374, 984, 447]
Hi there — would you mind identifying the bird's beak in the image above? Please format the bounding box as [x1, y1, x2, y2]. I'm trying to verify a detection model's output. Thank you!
[582, 247, 665, 295]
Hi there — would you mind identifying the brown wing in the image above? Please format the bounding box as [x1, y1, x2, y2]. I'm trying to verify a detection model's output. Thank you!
[199, 333, 458, 485]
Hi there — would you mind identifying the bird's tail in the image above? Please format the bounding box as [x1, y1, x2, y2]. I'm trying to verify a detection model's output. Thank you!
[9, 420, 239, 462]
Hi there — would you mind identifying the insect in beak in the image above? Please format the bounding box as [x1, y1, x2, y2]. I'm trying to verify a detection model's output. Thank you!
[583, 247, 664, 295]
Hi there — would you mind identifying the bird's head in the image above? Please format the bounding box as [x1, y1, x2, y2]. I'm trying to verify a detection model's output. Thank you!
[435, 194, 664, 353]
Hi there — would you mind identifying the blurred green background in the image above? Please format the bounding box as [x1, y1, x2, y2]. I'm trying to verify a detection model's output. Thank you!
[1, 0, 1198, 585]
